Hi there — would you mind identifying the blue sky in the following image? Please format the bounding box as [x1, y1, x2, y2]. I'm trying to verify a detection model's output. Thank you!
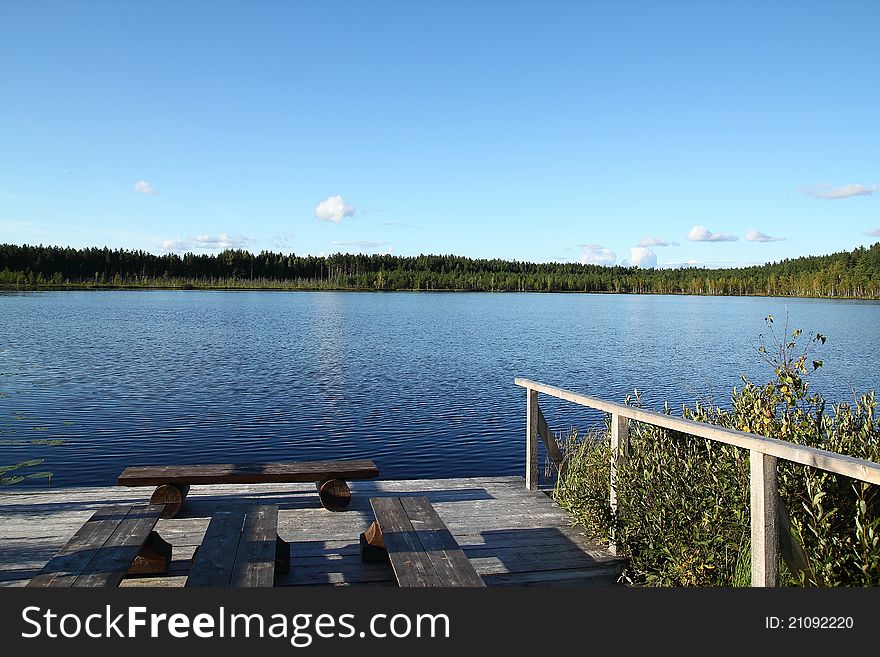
[1, 1, 878, 268]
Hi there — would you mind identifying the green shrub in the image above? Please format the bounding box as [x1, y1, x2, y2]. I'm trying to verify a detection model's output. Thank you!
[554, 317, 880, 586]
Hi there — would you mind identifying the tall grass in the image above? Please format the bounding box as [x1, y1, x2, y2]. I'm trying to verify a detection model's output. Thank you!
[554, 318, 880, 586]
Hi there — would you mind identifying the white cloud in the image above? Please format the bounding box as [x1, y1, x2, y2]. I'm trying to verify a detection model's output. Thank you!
[160, 233, 254, 252]
[134, 180, 158, 194]
[160, 237, 187, 251]
[578, 243, 616, 266]
[192, 233, 254, 249]
[687, 225, 739, 242]
[745, 229, 785, 243]
[662, 259, 703, 268]
[270, 232, 296, 249]
[802, 183, 877, 200]
[637, 236, 670, 247]
[330, 240, 393, 253]
[628, 247, 657, 268]
[864, 228, 880, 237]
[315, 195, 355, 222]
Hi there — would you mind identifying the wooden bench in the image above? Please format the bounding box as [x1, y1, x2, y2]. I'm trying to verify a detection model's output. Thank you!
[360, 496, 485, 587]
[27, 504, 171, 587]
[186, 505, 290, 587]
[118, 459, 380, 518]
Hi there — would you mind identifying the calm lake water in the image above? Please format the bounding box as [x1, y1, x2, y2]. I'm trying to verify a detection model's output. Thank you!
[1, 290, 879, 488]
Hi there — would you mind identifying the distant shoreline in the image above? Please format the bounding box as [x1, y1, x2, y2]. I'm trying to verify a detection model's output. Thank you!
[3, 242, 880, 300]
[2, 283, 879, 301]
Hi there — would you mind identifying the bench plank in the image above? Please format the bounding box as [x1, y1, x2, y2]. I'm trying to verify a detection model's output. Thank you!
[73, 504, 167, 587]
[366, 497, 485, 587]
[26, 505, 132, 587]
[186, 505, 286, 587]
[231, 505, 279, 587]
[118, 460, 379, 486]
[27, 504, 166, 588]
[185, 510, 246, 587]
[400, 497, 486, 588]
[369, 498, 443, 587]
[120, 460, 379, 517]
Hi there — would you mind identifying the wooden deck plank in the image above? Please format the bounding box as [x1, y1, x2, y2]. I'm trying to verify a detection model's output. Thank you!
[2, 477, 623, 588]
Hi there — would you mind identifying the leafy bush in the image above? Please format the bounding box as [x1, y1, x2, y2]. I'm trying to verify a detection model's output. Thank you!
[554, 317, 880, 586]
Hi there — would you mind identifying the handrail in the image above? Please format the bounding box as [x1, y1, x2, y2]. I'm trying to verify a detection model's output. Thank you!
[514, 377, 880, 587]
[515, 378, 880, 485]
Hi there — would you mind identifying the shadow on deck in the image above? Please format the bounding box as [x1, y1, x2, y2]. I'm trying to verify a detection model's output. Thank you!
[0, 476, 624, 587]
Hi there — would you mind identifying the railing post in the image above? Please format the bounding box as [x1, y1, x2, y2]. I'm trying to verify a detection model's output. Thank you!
[609, 413, 629, 555]
[526, 388, 539, 490]
[750, 450, 779, 587]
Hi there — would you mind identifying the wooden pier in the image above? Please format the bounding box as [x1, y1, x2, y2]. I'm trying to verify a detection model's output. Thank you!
[0, 476, 624, 587]
[6, 376, 880, 589]
[516, 377, 880, 587]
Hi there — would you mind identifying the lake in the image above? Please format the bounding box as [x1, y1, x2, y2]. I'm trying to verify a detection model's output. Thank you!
[1, 290, 879, 487]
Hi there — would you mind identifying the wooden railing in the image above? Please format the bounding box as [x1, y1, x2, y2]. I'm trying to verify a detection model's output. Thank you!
[514, 377, 880, 587]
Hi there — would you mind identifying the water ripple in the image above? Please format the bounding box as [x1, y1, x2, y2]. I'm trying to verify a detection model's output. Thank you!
[1, 290, 878, 487]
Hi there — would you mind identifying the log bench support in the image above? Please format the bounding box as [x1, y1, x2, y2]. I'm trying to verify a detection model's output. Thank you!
[128, 531, 173, 575]
[150, 484, 191, 519]
[152, 480, 353, 516]
[359, 496, 485, 587]
[316, 478, 351, 512]
[359, 520, 388, 562]
[119, 460, 379, 518]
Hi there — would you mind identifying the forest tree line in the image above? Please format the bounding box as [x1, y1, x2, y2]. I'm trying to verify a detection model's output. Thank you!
[1, 241, 879, 298]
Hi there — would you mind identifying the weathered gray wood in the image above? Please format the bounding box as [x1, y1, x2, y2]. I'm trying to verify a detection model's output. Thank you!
[526, 389, 540, 490]
[186, 510, 246, 586]
[609, 412, 629, 556]
[482, 564, 622, 587]
[6, 476, 622, 588]
[365, 496, 485, 587]
[295, 529, 620, 561]
[187, 505, 287, 587]
[536, 405, 566, 475]
[369, 497, 442, 586]
[73, 505, 167, 587]
[119, 575, 189, 588]
[26, 504, 166, 588]
[400, 496, 485, 587]
[231, 505, 280, 587]
[750, 450, 779, 587]
[25, 505, 132, 587]
[515, 378, 880, 486]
